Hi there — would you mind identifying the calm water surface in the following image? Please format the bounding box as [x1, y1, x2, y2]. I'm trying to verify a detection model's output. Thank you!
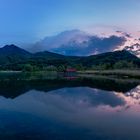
[0, 79, 140, 140]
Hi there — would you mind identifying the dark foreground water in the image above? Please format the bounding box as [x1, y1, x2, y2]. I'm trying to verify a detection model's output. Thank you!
[0, 78, 140, 140]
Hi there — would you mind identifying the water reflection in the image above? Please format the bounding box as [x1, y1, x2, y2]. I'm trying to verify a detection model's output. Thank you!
[0, 78, 139, 98]
[125, 85, 140, 99]
[0, 79, 140, 140]
[0, 79, 140, 139]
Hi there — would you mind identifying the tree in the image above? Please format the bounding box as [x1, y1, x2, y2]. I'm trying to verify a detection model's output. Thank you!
[46, 65, 57, 71]
[57, 65, 66, 72]
[113, 61, 136, 69]
[75, 64, 85, 71]
[23, 64, 33, 72]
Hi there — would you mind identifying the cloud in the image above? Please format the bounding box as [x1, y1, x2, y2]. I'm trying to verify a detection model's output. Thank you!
[30, 29, 127, 56]
[116, 31, 132, 38]
[52, 35, 126, 56]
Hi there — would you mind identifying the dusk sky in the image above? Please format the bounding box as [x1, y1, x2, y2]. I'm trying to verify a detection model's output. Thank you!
[0, 0, 140, 46]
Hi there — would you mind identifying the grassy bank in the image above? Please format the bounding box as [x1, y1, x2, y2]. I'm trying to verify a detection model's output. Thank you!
[78, 69, 140, 79]
[0, 69, 140, 81]
[0, 71, 58, 81]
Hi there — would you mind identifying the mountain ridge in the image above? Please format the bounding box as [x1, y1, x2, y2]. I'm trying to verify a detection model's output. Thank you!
[0, 44, 139, 70]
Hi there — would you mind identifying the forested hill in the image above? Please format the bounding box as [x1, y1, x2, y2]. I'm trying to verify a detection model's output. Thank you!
[0, 45, 140, 70]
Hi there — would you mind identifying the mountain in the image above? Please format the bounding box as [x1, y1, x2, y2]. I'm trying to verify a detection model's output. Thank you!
[0, 44, 31, 65]
[34, 51, 65, 59]
[0, 44, 139, 70]
[82, 50, 140, 67]
[0, 44, 31, 56]
[32, 50, 140, 69]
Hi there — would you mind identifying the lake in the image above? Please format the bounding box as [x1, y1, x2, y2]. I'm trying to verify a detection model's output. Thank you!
[0, 77, 140, 140]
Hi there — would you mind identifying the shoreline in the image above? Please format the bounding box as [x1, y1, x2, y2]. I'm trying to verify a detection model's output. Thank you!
[78, 69, 140, 79]
[0, 69, 140, 80]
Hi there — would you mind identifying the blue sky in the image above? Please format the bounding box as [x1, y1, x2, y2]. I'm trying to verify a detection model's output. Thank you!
[0, 0, 140, 46]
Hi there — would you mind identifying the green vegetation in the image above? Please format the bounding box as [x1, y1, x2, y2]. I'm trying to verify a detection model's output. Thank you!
[79, 70, 140, 79]
[0, 45, 140, 74]
[90, 61, 138, 70]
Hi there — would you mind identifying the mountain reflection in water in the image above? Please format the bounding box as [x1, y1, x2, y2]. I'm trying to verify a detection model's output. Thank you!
[0, 78, 140, 140]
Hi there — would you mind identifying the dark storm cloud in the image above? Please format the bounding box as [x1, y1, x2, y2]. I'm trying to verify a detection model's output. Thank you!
[52, 35, 126, 56]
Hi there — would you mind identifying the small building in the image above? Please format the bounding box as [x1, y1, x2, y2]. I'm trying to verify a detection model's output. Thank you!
[64, 68, 77, 77]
